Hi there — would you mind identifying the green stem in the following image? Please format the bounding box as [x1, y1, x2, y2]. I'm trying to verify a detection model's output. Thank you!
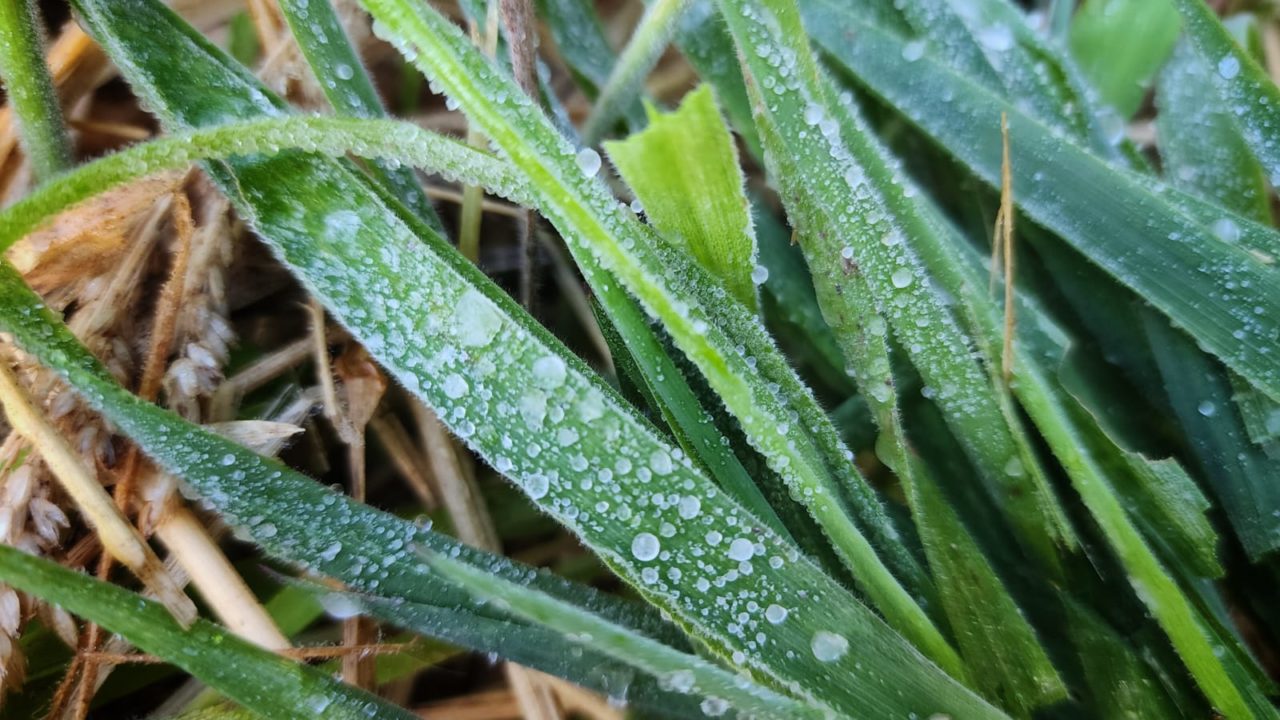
[0, 0, 72, 182]
[581, 0, 690, 144]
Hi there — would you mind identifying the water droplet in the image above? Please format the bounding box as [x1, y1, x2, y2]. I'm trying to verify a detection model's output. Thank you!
[765, 604, 789, 624]
[576, 148, 602, 177]
[1197, 400, 1217, 417]
[1004, 456, 1025, 478]
[891, 268, 913, 288]
[727, 538, 755, 561]
[334, 63, 354, 80]
[1218, 55, 1241, 80]
[678, 496, 702, 519]
[454, 288, 503, 347]
[1212, 217, 1240, 244]
[631, 532, 660, 561]
[630, 198, 644, 214]
[804, 102, 824, 126]
[649, 450, 674, 475]
[532, 356, 567, 389]
[751, 264, 770, 285]
[220, 453, 236, 466]
[811, 631, 849, 662]
[442, 373, 468, 399]
[901, 40, 925, 62]
[525, 474, 549, 500]
[667, 669, 695, 693]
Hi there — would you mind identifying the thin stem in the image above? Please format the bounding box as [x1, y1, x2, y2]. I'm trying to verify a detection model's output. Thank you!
[582, 0, 691, 144]
[0, 0, 72, 182]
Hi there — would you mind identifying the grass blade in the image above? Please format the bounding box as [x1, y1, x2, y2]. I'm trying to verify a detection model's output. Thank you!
[582, 0, 690, 143]
[277, 0, 444, 232]
[1070, 0, 1181, 118]
[0, 545, 415, 720]
[808, 5, 1280, 405]
[423, 550, 825, 718]
[604, 86, 759, 312]
[719, 0, 1075, 565]
[1172, 0, 1280, 189]
[0, 0, 72, 181]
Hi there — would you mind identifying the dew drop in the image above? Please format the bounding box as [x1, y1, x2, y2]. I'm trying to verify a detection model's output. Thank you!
[1197, 400, 1217, 417]
[442, 373, 468, 399]
[532, 355, 567, 389]
[1212, 217, 1241, 244]
[751, 264, 770, 285]
[576, 148, 602, 177]
[454, 289, 503, 347]
[891, 268, 913, 288]
[901, 40, 925, 62]
[700, 697, 729, 716]
[631, 532, 660, 561]
[727, 538, 756, 561]
[765, 604, 789, 624]
[1004, 456, 1025, 478]
[811, 631, 849, 662]
[803, 102, 824, 126]
[1218, 55, 1241, 80]
[525, 474, 550, 500]
[678, 495, 701, 519]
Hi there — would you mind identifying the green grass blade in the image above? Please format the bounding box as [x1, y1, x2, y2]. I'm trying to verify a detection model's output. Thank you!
[1172, 0, 1280, 189]
[720, 0, 1075, 565]
[670, 2, 762, 158]
[1145, 318, 1280, 560]
[65, 1, 996, 713]
[906, 460, 1067, 715]
[0, 116, 531, 253]
[423, 550, 825, 718]
[785, 7, 1277, 710]
[360, 0, 957, 671]
[807, 8, 1280, 405]
[1070, 0, 1181, 118]
[533, 0, 647, 135]
[0, 545, 415, 720]
[0, 0, 72, 181]
[582, 0, 690, 143]
[277, 0, 443, 231]
[591, 289, 789, 536]
[292, 581, 717, 718]
[605, 85, 759, 312]
[1063, 600, 1183, 720]
[1157, 36, 1280, 455]
[715, 0, 1075, 709]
